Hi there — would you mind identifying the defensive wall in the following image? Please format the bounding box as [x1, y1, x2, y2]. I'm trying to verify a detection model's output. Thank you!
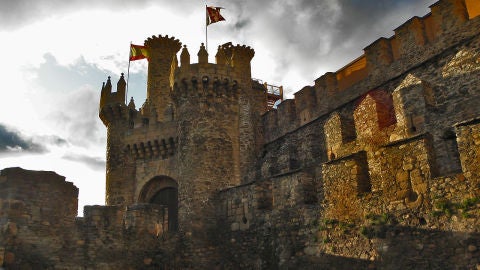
[0, 167, 177, 269]
[217, 0, 480, 269]
[0, 0, 479, 269]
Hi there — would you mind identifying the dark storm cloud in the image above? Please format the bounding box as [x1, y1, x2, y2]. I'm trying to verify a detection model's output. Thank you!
[331, 0, 436, 49]
[62, 153, 105, 171]
[0, 0, 156, 30]
[234, 19, 251, 31]
[217, 0, 436, 88]
[0, 124, 45, 153]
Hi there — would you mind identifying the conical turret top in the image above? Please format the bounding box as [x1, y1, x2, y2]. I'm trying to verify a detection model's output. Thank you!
[117, 73, 126, 91]
[104, 76, 112, 93]
[180, 45, 190, 67]
[128, 97, 136, 109]
[198, 43, 208, 65]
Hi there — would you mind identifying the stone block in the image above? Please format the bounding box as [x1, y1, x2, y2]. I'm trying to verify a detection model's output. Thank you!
[231, 222, 239, 231]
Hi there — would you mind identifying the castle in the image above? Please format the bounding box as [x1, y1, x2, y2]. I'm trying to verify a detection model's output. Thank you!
[1, 0, 480, 269]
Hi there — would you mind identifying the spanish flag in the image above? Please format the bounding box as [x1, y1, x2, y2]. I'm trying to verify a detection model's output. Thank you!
[130, 44, 149, 61]
[206, 6, 225, 26]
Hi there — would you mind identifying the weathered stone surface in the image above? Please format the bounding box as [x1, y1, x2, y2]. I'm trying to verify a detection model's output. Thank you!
[2, 1, 480, 269]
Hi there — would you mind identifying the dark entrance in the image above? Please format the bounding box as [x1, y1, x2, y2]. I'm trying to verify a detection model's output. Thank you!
[150, 187, 178, 231]
[138, 176, 179, 232]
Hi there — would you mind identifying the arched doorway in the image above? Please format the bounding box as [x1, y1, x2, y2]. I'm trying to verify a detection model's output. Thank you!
[139, 176, 178, 232]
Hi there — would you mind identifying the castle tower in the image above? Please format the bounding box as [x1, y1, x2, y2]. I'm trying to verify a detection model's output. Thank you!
[229, 44, 267, 182]
[99, 75, 136, 206]
[170, 44, 243, 255]
[144, 35, 182, 121]
[99, 36, 263, 267]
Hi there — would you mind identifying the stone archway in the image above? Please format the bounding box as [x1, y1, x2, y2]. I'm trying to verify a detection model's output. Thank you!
[139, 176, 178, 231]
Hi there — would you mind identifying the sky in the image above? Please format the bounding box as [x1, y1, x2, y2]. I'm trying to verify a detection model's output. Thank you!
[0, 0, 437, 215]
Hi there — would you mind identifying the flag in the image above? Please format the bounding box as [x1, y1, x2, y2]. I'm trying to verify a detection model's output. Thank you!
[130, 44, 149, 61]
[206, 6, 225, 26]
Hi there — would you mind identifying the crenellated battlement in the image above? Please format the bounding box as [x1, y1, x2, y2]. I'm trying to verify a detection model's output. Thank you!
[169, 43, 257, 108]
[262, 0, 480, 143]
[142, 35, 182, 121]
[99, 75, 129, 126]
[144, 34, 182, 54]
[172, 76, 239, 105]
[99, 75, 126, 109]
[176, 43, 255, 81]
[230, 44, 255, 65]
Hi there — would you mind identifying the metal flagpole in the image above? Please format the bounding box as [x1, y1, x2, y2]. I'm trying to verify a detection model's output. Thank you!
[205, 4, 208, 52]
[126, 42, 132, 104]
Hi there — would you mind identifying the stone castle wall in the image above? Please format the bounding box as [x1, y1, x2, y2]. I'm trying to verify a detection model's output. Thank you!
[217, 1, 480, 269]
[0, 167, 176, 269]
[1, 0, 480, 269]
[98, 35, 267, 266]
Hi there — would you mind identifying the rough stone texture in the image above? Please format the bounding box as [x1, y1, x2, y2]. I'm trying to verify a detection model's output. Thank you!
[1, 0, 480, 269]
[0, 167, 178, 269]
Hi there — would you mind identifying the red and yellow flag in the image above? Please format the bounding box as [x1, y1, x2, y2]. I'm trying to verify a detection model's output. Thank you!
[130, 44, 149, 61]
[206, 6, 225, 26]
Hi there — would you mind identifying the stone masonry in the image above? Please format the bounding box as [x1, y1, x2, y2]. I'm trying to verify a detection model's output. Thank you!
[1, 0, 480, 269]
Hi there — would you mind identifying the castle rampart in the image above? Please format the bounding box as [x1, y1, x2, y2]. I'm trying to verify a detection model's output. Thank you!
[2, 0, 480, 268]
[216, 0, 480, 268]
[267, 1, 479, 148]
[262, 0, 480, 146]
[0, 167, 174, 269]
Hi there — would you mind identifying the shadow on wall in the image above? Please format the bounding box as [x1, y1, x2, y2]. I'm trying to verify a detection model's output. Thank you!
[286, 224, 479, 270]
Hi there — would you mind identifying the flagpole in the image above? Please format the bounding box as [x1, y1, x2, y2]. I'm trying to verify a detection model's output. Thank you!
[126, 42, 132, 104]
[205, 4, 208, 52]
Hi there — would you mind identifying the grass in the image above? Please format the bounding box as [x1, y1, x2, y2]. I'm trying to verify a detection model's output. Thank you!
[432, 197, 479, 218]
[359, 213, 396, 239]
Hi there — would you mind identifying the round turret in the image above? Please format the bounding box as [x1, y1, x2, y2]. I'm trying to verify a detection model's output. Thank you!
[98, 37, 260, 266]
[180, 45, 190, 72]
[98, 74, 136, 206]
[99, 76, 129, 126]
[231, 44, 255, 82]
[144, 35, 182, 121]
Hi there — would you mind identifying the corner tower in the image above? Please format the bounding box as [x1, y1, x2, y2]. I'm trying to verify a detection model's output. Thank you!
[168, 42, 259, 266]
[99, 74, 136, 206]
[99, 35, 266, 267]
